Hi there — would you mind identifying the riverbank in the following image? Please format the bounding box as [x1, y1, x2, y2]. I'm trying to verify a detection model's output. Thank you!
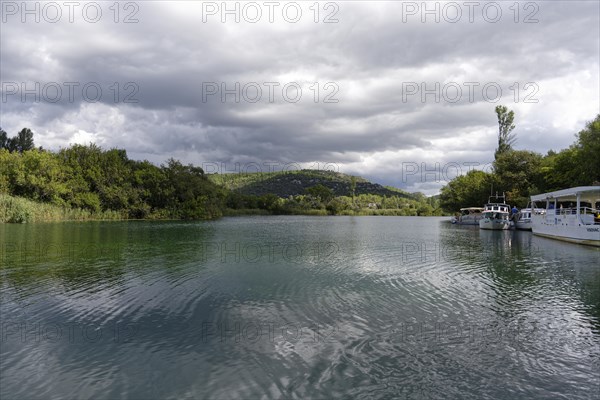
[1, 194, 451, 223]
[0, 194, 124, 223]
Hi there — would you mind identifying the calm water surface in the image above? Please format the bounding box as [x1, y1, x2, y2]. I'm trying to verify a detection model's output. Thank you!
[1, 216, 599, 399]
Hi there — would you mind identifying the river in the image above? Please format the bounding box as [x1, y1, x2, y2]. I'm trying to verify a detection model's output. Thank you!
[1, 216, 599, 399]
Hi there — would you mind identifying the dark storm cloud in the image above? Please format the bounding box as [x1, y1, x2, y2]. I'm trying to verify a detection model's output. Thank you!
[1, 0, 598, 194]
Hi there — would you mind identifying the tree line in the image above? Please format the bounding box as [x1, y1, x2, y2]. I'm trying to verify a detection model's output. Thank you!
[0, 128, 35, 153]
[225, 185, 442, 216]
[439, 110, 600, 212]
[0, 129, 443, 221]
[4, 109, 593, 220]
[0, 137, 226, 220]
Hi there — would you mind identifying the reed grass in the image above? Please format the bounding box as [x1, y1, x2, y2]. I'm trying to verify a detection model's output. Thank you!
[0, 194, 124, 223]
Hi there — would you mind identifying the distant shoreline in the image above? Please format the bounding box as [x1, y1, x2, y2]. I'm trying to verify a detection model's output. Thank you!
[1, 194, 450, 224]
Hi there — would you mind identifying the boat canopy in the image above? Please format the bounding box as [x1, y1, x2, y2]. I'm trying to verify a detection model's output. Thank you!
[530, 186, 600, 202]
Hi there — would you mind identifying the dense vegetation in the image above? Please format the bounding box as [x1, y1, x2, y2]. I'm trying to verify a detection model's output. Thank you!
[224, 186, 441, 217]
[439, 112, 600, 212]
[0, 128, 443, 222]
[0, 133, 227, 222]
[212, 169, 441, 215]
[0, 193, 123, 223]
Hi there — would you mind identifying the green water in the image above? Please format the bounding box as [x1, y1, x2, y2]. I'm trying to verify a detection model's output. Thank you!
[1, 216, 599, 399]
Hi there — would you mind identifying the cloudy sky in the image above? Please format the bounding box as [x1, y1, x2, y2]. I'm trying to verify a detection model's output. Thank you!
[1, 0, 598, 194]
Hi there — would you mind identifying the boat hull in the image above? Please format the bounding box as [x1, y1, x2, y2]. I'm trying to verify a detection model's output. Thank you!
[515, 220, 532, 231]
[531, 217, 600, 247]
[479, 218, 511, 230]
[457, 215, 482, 225]
[453, 208, 484, 225]
[532, 231, 600, 247]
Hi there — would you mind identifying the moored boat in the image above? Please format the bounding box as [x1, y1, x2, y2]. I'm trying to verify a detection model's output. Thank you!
[479, 194, 511, 230]
[453, 207, 484, 225]
[530, 186, 600, 246]
[514, 207, 546, 231]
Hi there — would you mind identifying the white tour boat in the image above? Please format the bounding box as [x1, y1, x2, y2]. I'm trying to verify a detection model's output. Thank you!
[452, 207, 484, 225]
[530, 186, 600, 247]
[514, 207, 546, 231]
[479, 194, 511, 230]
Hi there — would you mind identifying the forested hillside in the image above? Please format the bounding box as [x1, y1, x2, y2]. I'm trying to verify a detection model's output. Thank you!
[209, 170, 415, 198]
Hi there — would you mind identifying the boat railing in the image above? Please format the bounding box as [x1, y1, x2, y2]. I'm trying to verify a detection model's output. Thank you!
[558, 207, 577, 216]
[555, 207, 597, 215]
[542, 207, 599, 225]
[556, 207, 599, 225]
[579, 206, 598, 215]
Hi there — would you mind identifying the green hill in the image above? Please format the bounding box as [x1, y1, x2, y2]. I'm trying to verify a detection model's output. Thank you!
[208, 169, 416, 199]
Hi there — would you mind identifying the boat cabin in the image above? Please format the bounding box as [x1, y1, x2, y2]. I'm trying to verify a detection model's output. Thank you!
[531, 186, 600, 226]
[483, 203, 510, 213]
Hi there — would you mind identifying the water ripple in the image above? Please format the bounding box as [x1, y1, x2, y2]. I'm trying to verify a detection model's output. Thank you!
[1, 217, 599, 399]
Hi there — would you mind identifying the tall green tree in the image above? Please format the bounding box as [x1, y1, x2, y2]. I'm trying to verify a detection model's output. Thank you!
[0, 127, 35, 152]
[306, 184, 334, 203]
[439, 170, 495, 212]
[539, 114, 600, 189]
[0, 128, 8, 150]
[573, 114, 600, 184]
[495, 105, 516, 159]
[13, 128, 35, 153]
[163, 159, 225, 219]
[350, 176, 357, 207]
[493, 150, 543, 206]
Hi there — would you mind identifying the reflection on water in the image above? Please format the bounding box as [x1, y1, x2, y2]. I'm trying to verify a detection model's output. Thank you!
[1, 217, 599, 399]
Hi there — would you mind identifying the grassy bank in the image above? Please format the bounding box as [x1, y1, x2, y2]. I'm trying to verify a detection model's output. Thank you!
[223, 208, 272, 216]
[1, 194, 446, 223]
[224, 207, 446, 217]
[0, 194, 124, 223]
